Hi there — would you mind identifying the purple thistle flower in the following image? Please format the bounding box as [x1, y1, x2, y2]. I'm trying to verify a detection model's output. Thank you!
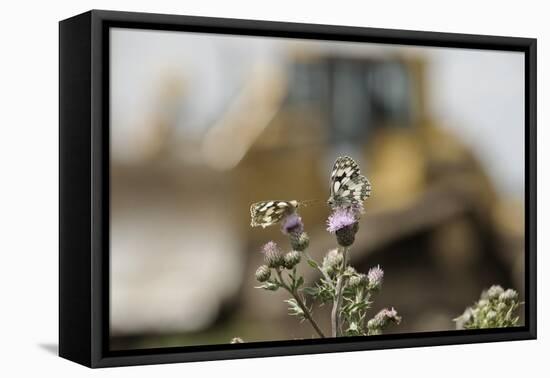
[368, 307, 402, 333]
[281, 212, 304, 235]
[326, 207, 357, 233]
[261, 241, 283, 268]
[367, 265, 384, 288]
[262, 241, 279, 255]
[377, 307, 400, 322]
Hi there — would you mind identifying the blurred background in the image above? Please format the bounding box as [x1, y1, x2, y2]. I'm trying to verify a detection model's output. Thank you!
[109, 28, 525, 350]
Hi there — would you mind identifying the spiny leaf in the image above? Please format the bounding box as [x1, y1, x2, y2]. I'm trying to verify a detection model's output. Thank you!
[307, 259, 319, 268]
[254, 280, 281, 291]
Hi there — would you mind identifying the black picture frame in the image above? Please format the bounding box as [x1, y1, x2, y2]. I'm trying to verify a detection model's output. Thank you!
[59, 9, 537, 368]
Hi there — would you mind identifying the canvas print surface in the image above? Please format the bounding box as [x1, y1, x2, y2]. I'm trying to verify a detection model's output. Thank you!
[109, 28, 526, 350]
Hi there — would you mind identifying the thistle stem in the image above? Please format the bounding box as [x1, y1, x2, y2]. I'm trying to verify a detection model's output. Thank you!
[331, 247, 349, 337]
[276, 269, 325, 338]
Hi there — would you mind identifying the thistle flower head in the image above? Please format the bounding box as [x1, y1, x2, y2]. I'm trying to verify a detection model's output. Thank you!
[327, 207, 360, 246]
[367, 265, 384, 289]
[348, 273, 367, 288]
[281, 213, 304, 235]
[290, 231, 310, 251]
[322, 249, 343, 276]
[484, 285, 504, 300]
[380, 307, 400, 320]
[255, 265, 271, 282]
[327, 207, 358, 233]
[262, 241, 283, 268]
[368, 307, 402, 331]
[367, 308, 401, 335]
[283, 250, 301, 269]
[499, 288, 518, 303]
[262, 241, 278, 255]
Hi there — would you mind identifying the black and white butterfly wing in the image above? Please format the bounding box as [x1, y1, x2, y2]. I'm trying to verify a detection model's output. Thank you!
[328, 156, 371, 208]
[250, 200, 299, 228]
[329, 156, 360, 198]
[345, 174, 372, 204]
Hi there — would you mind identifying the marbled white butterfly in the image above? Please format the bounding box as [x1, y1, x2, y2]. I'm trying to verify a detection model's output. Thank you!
[250, 200, 300, 228]
[327, 156, 371, 209]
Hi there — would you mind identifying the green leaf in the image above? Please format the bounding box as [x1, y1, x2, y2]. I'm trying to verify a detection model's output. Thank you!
[307, 259, 319, 268]
[284, 298, 305, 318]
[254, 281, 280, 291]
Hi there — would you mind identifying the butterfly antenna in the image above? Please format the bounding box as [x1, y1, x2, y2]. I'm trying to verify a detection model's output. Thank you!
[300, 199, 321, 207]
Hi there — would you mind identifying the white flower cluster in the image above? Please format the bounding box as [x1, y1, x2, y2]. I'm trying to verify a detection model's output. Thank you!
[455, 285, 520, 330]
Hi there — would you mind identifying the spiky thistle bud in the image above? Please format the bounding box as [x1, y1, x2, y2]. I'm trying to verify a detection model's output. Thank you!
[322, 249, 343, 276]
[455, 285, 521, 329]
[367, 265, 384, 290]
[283, 251, 301, 269]
[262, 241, 283, 268]
[255, 265, 271, 282]
[484, 285, 504, 300]
[499, 288, 518, 303]
[290, 232, 310, 251]
[348, 273, 367, 288]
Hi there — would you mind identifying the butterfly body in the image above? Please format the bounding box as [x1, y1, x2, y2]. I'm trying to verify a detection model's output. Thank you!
[328, 156, 371, 209]
[250, 200, 300, 228]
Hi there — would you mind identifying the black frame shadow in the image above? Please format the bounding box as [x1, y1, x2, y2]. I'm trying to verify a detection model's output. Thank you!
[59, 9, 537, 368]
